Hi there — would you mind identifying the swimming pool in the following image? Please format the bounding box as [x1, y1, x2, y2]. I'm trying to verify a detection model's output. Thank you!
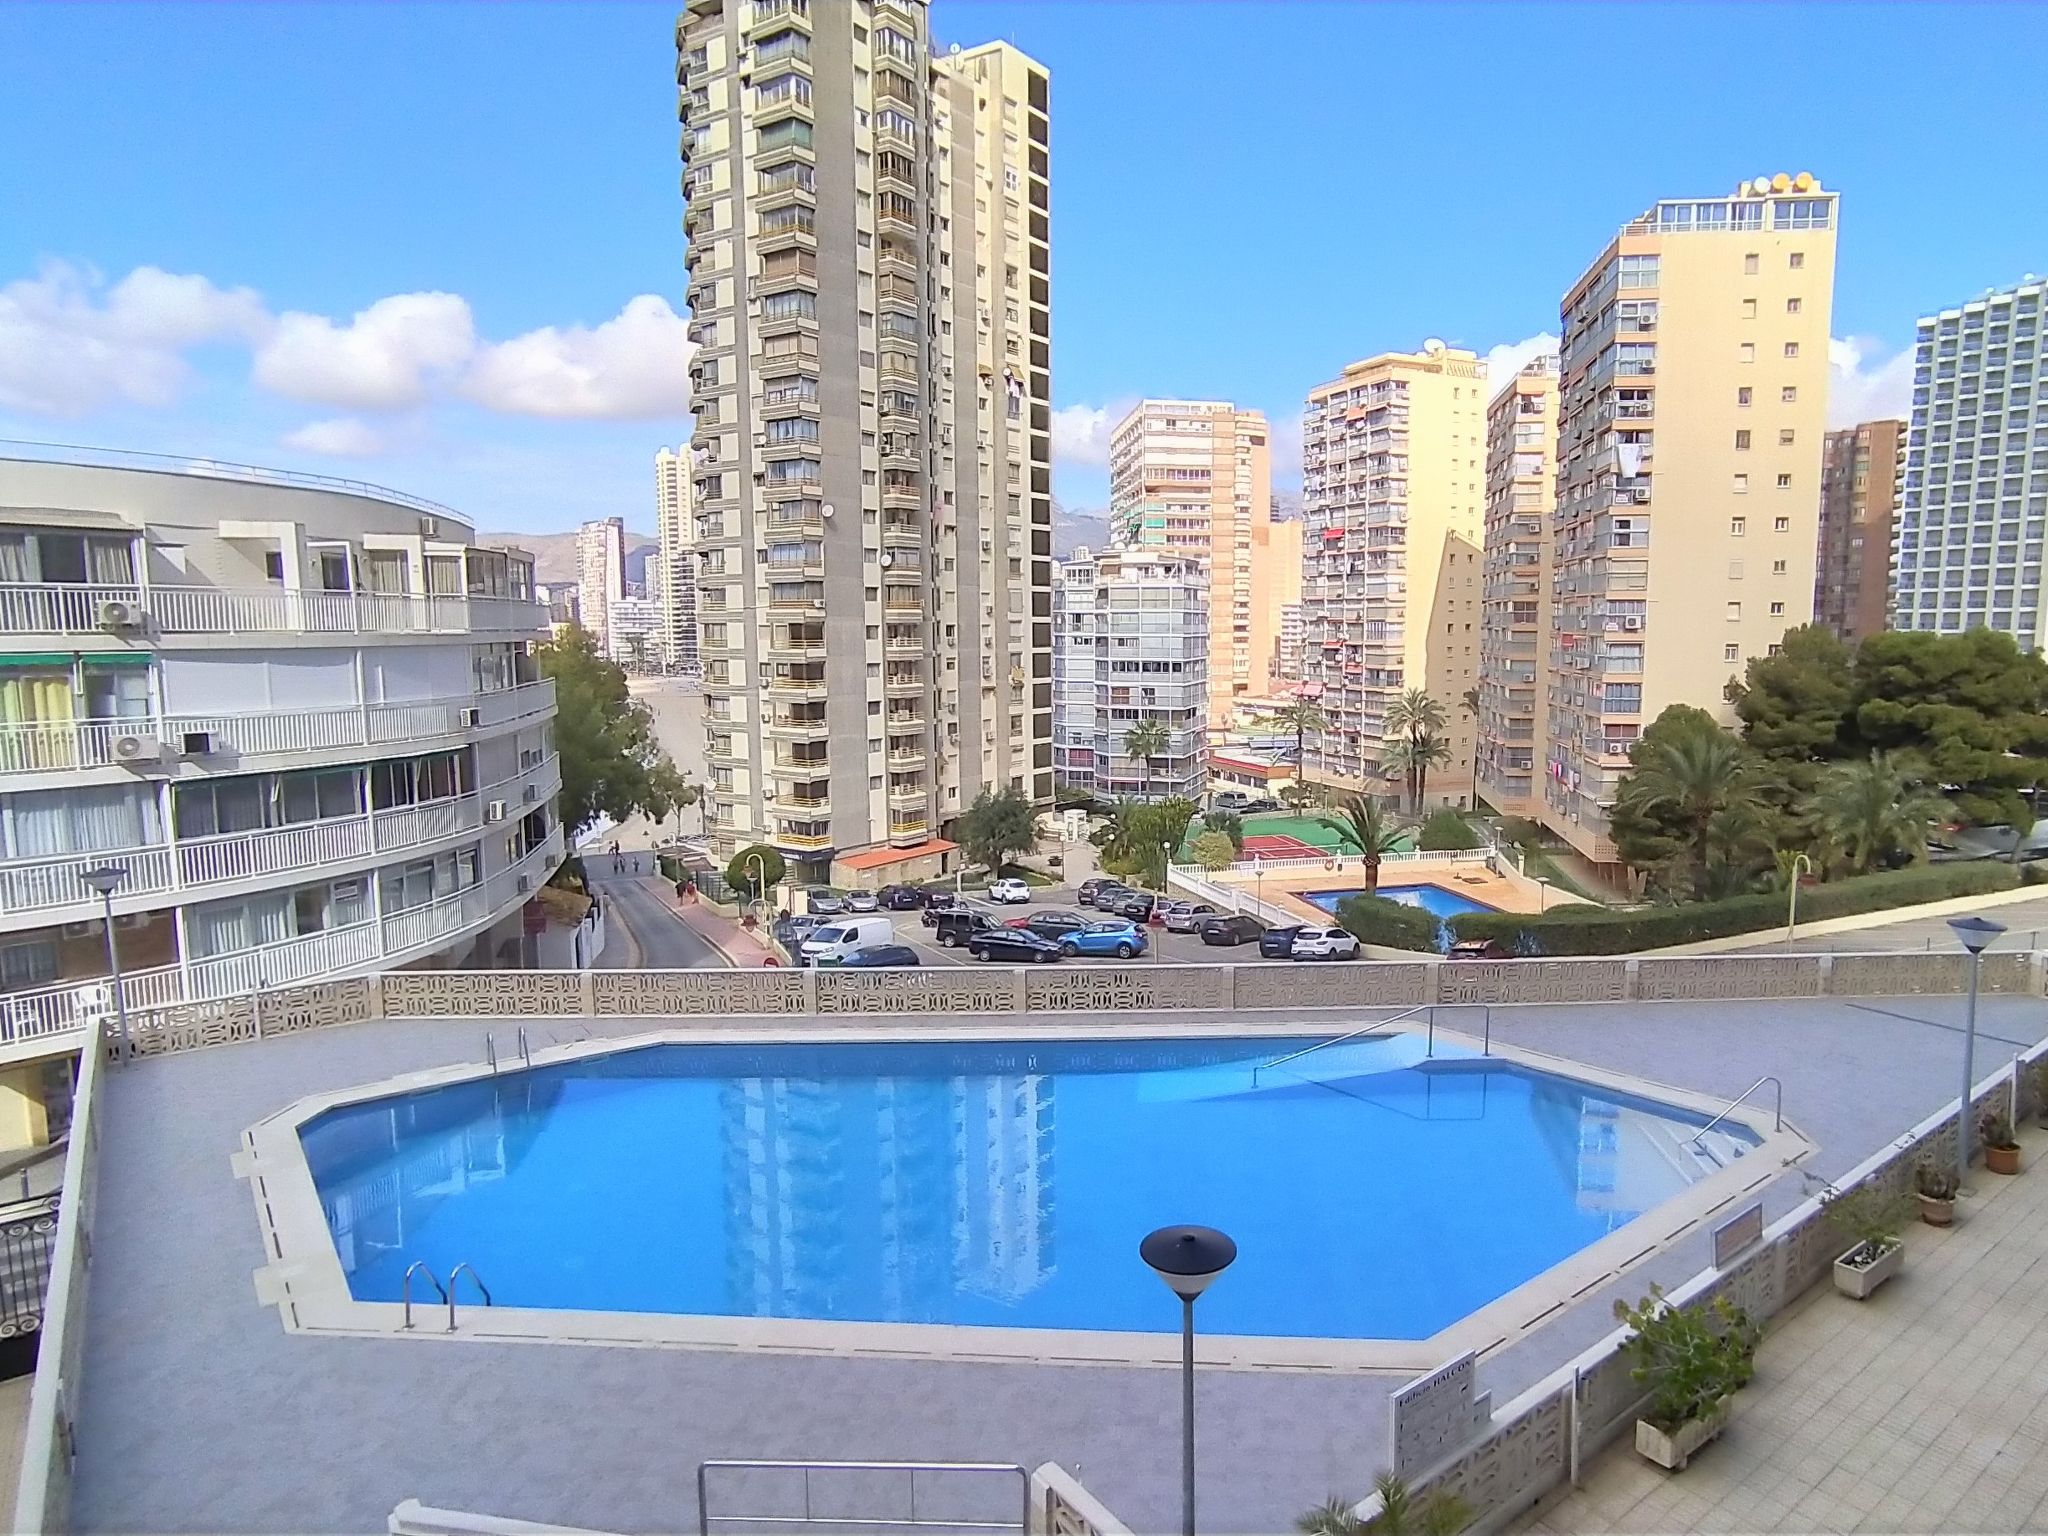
[297, 1034, 1757, 1344]
[1304, 883, 1499, 920]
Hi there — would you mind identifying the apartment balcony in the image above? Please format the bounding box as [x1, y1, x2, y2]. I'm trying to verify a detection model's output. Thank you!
[886, 815, 930, 848]
[769, 827, 834, 854]
[876, 206, 918, 240]
[0, 584, 546, 644]
[766, 593, 827, 618]
[877, 357, 919, 386]
[765, 674, 828, 701]
[769, 790, 830, 817]
[883, 594, 924, 617]
[884, 670, 924, 697]
[747, 0, 810, 35]
[881, 518, 924, 548]
[754, 217, 818, 259]
[886, 744, 926, 771]
[885, 709, 925, 733]
[883, 630, 923, 655]
[705, 740, 743, 767]
[764, 715, 831, 741]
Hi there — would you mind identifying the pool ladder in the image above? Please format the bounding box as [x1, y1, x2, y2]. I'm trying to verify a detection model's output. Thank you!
[400, 1260, 495, 1333]
[484, 1027, 532, 1075]
[1251, 1002, 1492, 1083]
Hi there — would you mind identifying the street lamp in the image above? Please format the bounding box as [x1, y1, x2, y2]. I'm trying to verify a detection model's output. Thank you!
[1535, 876, 1551, 913]
[745, 851, 770, 916]
[1785, 852, 1815, 942]
[78, 865, 132, 1056]
[1140, 1225, 1236, 1536]
[1949, 914, 2006, 1192]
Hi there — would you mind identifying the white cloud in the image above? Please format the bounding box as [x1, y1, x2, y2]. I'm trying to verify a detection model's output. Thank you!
[1828, 336, 1914, 428]
[0, 260, 266, 416]
[253, 291, 475, 411]
[1481, 332, 1561, 403]
[281, 417, 388, 458]
[462, 294, 694, 419]
[1051, 399, 1134, 468]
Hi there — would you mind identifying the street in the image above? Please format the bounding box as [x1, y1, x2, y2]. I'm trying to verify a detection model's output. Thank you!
[848, 884, 1264, 968]
[586, 864, 728, 969]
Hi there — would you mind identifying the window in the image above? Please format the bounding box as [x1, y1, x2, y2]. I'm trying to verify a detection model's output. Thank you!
[1726, 602, 1742, 621]
[1740, 343, 1756, 363]
[1779, 429, 1796, 446]
[1781, 386, 1798, 403]
[1734, 429, 1751, 450]
[1772, 559, 1787, 574]
[1618, 254, 1659, 288]
[1737, 386, 1752, 406]
[1732, 473, 1749, 493]
[1774, 516, 1791, 531]
[1724, 643, 1740, 663]
[1776, 474, 1793, 490]
[1783, 342, 1800, 358]
[4, 783, 161, 858]
[1731, 517, 1747, 535]
[1769, 601, 1785, 616]
[1744, 253, 1759, 275]
[1741, 298, 1757, 319]
[1789, 252, 1805, 269]
[1786, 298, 1803, 314]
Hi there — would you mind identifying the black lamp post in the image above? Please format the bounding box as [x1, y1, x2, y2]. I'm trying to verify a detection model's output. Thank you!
[78, 865, 132, 1055]
[1948, 914, 2006, 1190]
[1140, 1224, 1236, 1536]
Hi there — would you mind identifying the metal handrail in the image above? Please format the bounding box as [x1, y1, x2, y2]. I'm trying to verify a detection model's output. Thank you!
[400, 1261, 445, 1331]
[1690, 1074, 1783, 1146]
[1253, 1003, 1433, 1082]
[485, 1033, 498, 1075]
[697, 1460, 1029, 1536]
[446, 1262, 492, 1332]
[516, 1026, 531, 1069]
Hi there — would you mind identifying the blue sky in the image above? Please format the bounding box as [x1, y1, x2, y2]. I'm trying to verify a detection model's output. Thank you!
[2, 1, 2043, 534]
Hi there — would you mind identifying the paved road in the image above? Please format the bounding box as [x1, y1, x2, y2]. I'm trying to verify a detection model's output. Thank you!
[586, 866, 726, 969]
[1726, 889, 2048, 955]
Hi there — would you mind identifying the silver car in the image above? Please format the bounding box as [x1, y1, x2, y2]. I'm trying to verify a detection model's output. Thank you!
[1160, 900, 1219, 933]
[845, 890, 880, 913]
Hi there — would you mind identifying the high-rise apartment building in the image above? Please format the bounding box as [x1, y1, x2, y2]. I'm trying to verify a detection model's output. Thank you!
[574, 516, 626, 656]
[678, 3, 1053, 875]
[1051, 547, 1208, 801]
[1546, 175, 1837, 866]
[1892, 275, 2048, 649]
[1476, 355, 1558, 818]
[1298, 341, 1485, 803]
[654, 447, 699, 672]
[1273, 602, 1305, 686]
[1107, 400, 1270, 721]
[1250, 514, 1302, 694]
[1814, 419, 1903, 646]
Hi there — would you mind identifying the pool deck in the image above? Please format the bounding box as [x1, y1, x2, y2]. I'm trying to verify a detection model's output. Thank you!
[72, 994, 2048, 1535]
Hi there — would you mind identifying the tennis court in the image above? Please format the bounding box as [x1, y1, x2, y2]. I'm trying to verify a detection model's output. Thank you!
[1238, 833, 1327, 859]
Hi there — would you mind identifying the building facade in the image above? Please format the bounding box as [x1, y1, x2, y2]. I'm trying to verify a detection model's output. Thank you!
[1814, 419, 1903, 646]
[1298, 341, 1485, 805]
[654, 447, 699, 673]
[0, 449, 563, 1136]
[575, 516, 626, 657]
[1250, 513, 1302, 695]
[678, 3, 1053, 877]
[1051, 547, 1208, 801]
[1106, 401, 1271, 723]
[1546, 174, 1837, 866]
[1476, 355, 1559, 818]
[1892, 275, 2048, 649]
[607, 594, 665, 672]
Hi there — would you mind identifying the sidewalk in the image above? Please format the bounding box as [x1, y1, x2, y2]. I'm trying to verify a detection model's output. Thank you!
[1517, 1118, 2048, 1534]
[647, 878, 781, 967]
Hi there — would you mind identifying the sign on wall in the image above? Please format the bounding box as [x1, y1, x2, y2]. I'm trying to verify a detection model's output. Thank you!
[1388, 1351, 1491, 1479]
[1713, 1203, 1765, 1269]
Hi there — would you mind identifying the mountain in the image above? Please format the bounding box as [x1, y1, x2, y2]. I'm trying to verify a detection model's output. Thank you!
[1271, 488, 1303, 522]
[484, 529, 659, 588]
[1052, 498, 1110, 558]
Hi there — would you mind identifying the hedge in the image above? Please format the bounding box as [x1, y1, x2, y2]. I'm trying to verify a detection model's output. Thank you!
[1448, 861, 2021, 956]
[1335, 893, 1443, 954]
[1417, 808, 1482, 852]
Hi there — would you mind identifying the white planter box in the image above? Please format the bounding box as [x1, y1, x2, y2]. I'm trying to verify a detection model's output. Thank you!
[1635, 1398, 1730, 1471]
[1832, 1239, 1904, 1299]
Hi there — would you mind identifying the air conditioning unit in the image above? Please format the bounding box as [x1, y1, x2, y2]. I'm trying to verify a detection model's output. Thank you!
[1623, 617, 1643, 631]
[62, 922, 94, 939]
[112, 733, 163, 765]
[458, 708, 481, 728]
[334, 879, 366, 902]
[486, 800, 509, 822]
[180, 730, 217, 757]
[98, 599, 144, 631]
[522, 784, 539, 803]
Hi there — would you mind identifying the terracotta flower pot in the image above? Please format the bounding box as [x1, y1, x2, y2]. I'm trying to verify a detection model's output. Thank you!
[1985, 1143, 2021, 1176]
[1918, 1193, 1956, 1226]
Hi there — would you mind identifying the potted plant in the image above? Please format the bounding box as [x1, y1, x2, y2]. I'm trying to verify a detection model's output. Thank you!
[1614, 1285, 1760, 1472]
[1913, 1158, 1959, 1226]
[1821, 1185, 1909, 1299]
[1297, 1473, 1471, 1535]
[1979, 1108, 2021, 1175]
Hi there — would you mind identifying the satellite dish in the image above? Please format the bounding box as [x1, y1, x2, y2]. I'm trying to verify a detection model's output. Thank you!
[821, 503, 835, 518]
[880, 551, 894, 567]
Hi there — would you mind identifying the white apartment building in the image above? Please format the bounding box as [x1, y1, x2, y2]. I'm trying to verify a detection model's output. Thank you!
[607, 595, 666, 672]
[1893, 275, 2048, 648]
[679, 1, 1053, 882]
[1051, 547, 1208, 802]
[0, 447, 563, 1135]
[653, 447, 699, 672]
[575, 516, 626, 656]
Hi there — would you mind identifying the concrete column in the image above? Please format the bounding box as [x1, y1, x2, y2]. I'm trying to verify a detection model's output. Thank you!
[0, 1066, 51, 1155]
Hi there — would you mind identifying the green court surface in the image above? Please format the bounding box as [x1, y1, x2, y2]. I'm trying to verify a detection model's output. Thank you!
[1180, 813, 1419, 858]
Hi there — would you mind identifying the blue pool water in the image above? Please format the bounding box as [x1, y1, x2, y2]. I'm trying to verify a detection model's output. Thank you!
[300, 1036, 1754, 1342]
[1304, 884, 1499, 919]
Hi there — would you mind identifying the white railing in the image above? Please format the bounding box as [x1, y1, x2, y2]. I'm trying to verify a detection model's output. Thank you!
[0, 845, 177, 916]
[185, 920, 385, 999]
[158, 679, 555, 764]
[0, 719, 129, 774]
[372, 795, 479, 853]
[1170, 846, 1492, 883]
[144, 585, 544, 638]
[178, 816, 378, 888]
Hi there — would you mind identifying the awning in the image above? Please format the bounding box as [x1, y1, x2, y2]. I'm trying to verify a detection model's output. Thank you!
[0, 652, 151, 667]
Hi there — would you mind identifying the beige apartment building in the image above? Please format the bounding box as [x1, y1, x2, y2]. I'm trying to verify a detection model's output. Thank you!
[653, 447, 698, 672]
[1298, 341, 1485, 804]
[678, 2, 1052, 878]
[1250, 513, 1302, 693]
[574, 515, 625, 655]
[1814, 419, 1902, 646]
[1107, 400, 1271, 721]
[1545, 174, 1837, 867]
[1475, 355, 1558, 818]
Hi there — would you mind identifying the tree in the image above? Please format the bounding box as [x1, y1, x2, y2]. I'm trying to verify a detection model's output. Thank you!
[725, 844, 786, 902]
[1460, 686, 1483, 810]
[1417, 807, 1480, 852]
[536, 624, 684, 837]
[1298, 1474, 1471, 1536]
[957, 784, 1037, 876]
[1190, 830, 1237, 872]
[1122, 717, 1172, 800]
[1611, 711, 1751, 899]
[641, 761, 697, 834]
[1381, 734, 1450, 816]
[1733, 624, 1855, 761]
[1316, 793, 1405, 893]
[1202, 808, 1246, 854]
[1155, 795, 1199, 862]
[1256, 695, 1325, 768]
[1815, 751, 1952, 875]
[1383, 688, 1449, 812]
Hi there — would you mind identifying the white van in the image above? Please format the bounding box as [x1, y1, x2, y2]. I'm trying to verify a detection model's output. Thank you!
[801, 915, 896, 966]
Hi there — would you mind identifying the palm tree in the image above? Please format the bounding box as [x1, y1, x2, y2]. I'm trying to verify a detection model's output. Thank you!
[1256, 695, 1326, 772]
[1123, 717, 1171, 801]
[1380, 734, 1450, 815]
[1816, 751, 1952, 875]
[1316, 793, 1405, 894]
[1614, 730, 1750, 897]
[1298, 1474, 1471, 1536]
[1460, 687, 1483, 810]
[1382, 687, 1449, 810]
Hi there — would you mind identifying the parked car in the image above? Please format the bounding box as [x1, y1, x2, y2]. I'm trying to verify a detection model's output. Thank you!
[987, 876, 1033, 904]
[844, 889, 881, 914]
[1198, 914, 1265, 947]
[920, 890, 969, 926]
[805, 888, 847, 917]
[1447, 936, 1514, 961]
[1259, 924, 1305, 959]
[931, 909, 998, 947]
[1160, 900, 1218, 933]
[966, 926, 1065, 964]
[801, 916, 897, 966]
[1290, 925, 1361, 961]
[1077, 878, 1129, 908]
[878, 884, 926, 911]
[1008, 908, 1090, 940]
[838, 943, 921, 968]
[1059, 920, 1148, 959]
[771, 913, 821, 949]
[1211, 789, 1253, 811]
[1108, 890, 1160, 922]
[1242, 797, 1282, 813]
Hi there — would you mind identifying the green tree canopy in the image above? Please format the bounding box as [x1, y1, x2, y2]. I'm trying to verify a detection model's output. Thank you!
[1201, 808, 1246, 854]
[1255, 696, 1325, 767]
[536, 624, 683, 837]
[1733, 624, 1855, 761]
[1316, 793, 1404, 893]
[1190, 830, 1237, 871]
[1815, 750, 1953, 875]
[957, 785, 1037, 875]
[1609, 706, 1752, 899]
[1383, 687, 1450, 811]
[725, 844, 786, 901]
[1417, 807, 1481, 851]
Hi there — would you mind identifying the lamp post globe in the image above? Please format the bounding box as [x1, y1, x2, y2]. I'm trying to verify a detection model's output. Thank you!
[1141, 1225, 1236, 1536]
[1947, 914, 2007, 1190]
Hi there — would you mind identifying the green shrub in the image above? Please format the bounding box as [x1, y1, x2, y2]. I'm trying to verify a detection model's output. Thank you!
[1614, 1285, 1761, 1433]
[1416, 808, 1481, 851]
[1450, 861, 2018, 956]
[1335, 893, 1441, 954]
[2023, 862, 2048, 887]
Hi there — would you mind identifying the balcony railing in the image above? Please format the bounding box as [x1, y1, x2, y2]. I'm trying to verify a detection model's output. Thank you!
[0, 584, 546, 640]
